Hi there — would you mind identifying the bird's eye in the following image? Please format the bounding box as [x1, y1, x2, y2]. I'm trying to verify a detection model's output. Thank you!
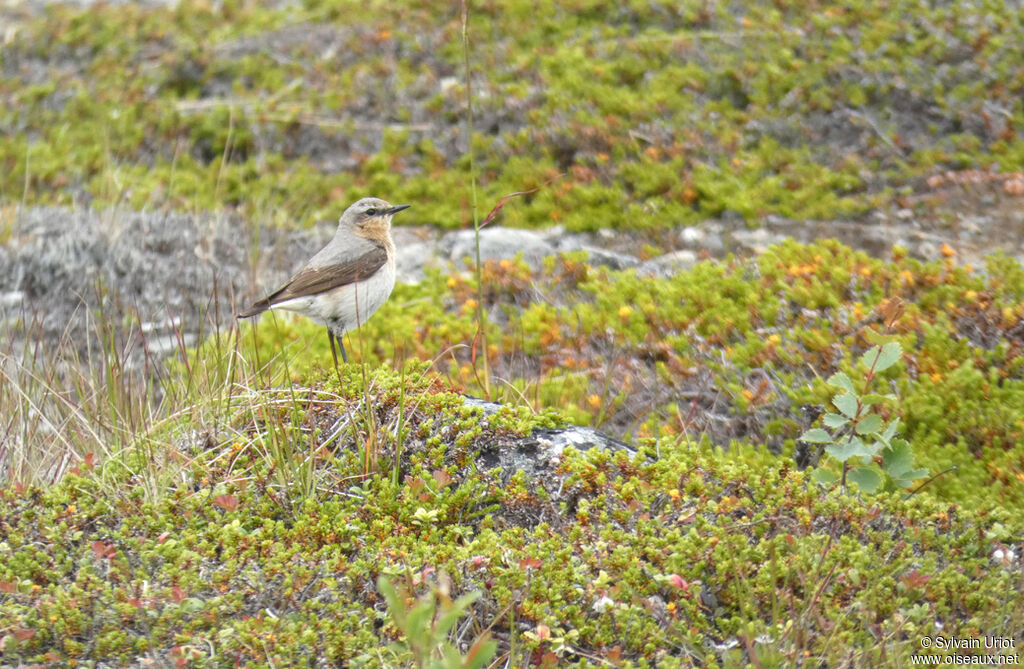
[365, 207, 378, 216]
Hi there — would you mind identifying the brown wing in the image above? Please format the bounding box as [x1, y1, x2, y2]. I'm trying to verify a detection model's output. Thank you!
[237, 245, 387, 318]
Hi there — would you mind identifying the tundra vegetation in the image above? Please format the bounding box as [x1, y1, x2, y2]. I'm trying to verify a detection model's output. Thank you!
[1, 1, 1022, 666]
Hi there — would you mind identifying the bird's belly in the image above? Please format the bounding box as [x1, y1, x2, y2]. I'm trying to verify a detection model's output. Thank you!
[273, 264, 395, 335]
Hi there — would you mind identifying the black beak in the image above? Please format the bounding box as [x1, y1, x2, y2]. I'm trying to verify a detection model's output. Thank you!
[385, 204, 411, 216]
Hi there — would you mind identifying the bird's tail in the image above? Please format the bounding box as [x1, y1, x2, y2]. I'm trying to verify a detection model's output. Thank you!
[236, 300, 270, 319]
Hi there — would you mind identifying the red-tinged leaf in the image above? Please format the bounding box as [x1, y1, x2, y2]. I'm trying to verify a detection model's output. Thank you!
[83, 452, 96, 470]
[13, 627, 35, 641]
[213, 494, 238, 512]
[170, 585, 185, 603]
[432, 469, 454, 488]
[479, 178, 562, 229]
[129, 598, 142, 609]
[470, 328, 481, 366]
[535, 623, 551, 640]
[91, 541, 111, 559]
[0, 580, 16, 593]
[519, 557, 543, 569]
[669, 574, 689, 590]
[480, 189, 536, 228]
[607, 646, 622, 662]
[411, 566, 436, 587]
[464, 633, 495, 663]
[157, 532, 170, 544]
[902, 569, 931, 589]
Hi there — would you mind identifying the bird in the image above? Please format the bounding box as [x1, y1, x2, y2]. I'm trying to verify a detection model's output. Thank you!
[237, 197, 410, 367]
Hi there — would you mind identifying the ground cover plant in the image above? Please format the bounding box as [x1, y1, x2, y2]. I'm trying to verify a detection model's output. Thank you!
[0, 359, 1021, 666]
[3, 239, 1023, 666]
[2, 0, 1024, 666]
[2, 0, 1024, 230]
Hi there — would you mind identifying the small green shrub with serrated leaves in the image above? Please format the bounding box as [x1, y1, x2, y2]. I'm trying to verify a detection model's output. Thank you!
[801, 341, 929, 493]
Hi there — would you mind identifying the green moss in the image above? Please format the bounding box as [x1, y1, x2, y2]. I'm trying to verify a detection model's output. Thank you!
[3, 1, 1024, 227]
[215, 239, 1024, 517]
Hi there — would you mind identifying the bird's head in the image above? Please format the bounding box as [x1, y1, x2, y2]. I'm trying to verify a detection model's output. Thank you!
[340, 197, 410, 237]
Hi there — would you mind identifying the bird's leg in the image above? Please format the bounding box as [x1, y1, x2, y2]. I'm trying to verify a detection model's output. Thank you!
[328, 330, 349, 364]
[328, 329, 341, 373]
[337, 334, 349, 364]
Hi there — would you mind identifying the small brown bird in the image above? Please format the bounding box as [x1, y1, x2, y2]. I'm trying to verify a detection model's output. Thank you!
[237, 197, 410, 366]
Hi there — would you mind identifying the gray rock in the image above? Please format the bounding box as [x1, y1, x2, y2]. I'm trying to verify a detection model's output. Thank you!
[640, 249, 698, 277]
[682, 221, 725, 256]
[0, 206, 283, 364]
[463, 396, 635, 485]
[579, 246, 641, 270]
[678, 226, 706, 246]
[915, 240, 940, 261]
[394, 240, 442, 284]
[545, 232, 641, 269]
[472, 423, 637, 528]
[442, 227, 555, 269]
[534, 224, 566, 242]
[0, 290, 24, 309]
[461, 396, 503, 416]
[730, 227, 783, 254]
[526, 425, 634, 457]
[547, 230, 588, 253]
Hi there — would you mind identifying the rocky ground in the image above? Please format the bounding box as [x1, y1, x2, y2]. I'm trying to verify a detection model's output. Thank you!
[3, 172, 1023, 368]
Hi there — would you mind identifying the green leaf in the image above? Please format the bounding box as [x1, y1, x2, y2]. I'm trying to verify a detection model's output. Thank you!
[463, 637, 499, 669]
[860, 346, 882, 370]
[861, 341, 902, 373]
[825, 437, 872, 461]
[812, 468, 838, 487]
[882, 440, 927, 486]
[823, 412, 849, 429]
[406, 600, 434, 640]
[443, 644, 465, 668]
[437, 591, 481, 638]
[986, 523, 1012, 542]
[378, 577, 404, 627]
[180, 597, 205, 614]
[833, 392, 859, 419]
[880, 417, 900, 444]
[893, 469, 930, 488]
[848, 466, 882, 493]
[827, 371, 856, 393]
[855, 414, 883, 435]
[861, 392, 897, 406]
[800, 428, 833, 444]
[875, 341, 903, 372]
